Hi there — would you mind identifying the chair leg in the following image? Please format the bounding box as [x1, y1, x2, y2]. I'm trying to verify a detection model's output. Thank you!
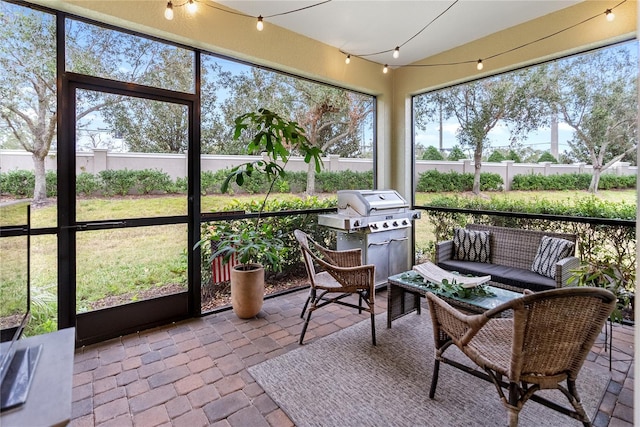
[370, 310, 376, 346]
[300, 288, 315, 318]
[507, 382, 520, 427]
[300, 295, 311, 318]
[429, 359, 440, 399]
[565, 379, 592, 426]
[299, 310, 313, 345]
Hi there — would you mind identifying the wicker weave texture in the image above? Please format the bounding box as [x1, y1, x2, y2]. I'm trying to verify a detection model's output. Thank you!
[466, 224, 577, 271]
[426, 287, 616, 426]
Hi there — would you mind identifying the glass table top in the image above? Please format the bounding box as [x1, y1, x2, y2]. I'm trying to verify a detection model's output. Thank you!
[388, 270, 524, 312]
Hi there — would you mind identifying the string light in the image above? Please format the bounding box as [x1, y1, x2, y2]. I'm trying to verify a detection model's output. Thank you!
[159, 1, 625, 72]
[605, 9, 615, 21]
[164, 1, 174, 20]
[186, 0, 197, 14]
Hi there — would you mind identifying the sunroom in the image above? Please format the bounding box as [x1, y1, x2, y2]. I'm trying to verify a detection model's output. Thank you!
[0, 0, 636, 426]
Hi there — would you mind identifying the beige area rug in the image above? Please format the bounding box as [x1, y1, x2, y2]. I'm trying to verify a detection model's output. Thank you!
[248, 311, 610, 427]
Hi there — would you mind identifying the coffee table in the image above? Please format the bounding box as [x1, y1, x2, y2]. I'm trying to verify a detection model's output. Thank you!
[386, 270, 523, 328]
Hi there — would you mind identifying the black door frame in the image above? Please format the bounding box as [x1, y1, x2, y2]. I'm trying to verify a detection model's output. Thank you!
[58, 72, 201, 346]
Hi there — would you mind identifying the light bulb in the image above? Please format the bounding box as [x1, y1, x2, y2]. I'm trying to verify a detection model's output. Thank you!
[345, 54, 351, 64]
[383, 64, 388, 74]
[605, 9, 615, 22]
[393, 47, 400, 59]
[476, 59, 483, 71]
[186, 0, 197, 14]
[256, 16, 264, 31]
[164, 1, 174, 20]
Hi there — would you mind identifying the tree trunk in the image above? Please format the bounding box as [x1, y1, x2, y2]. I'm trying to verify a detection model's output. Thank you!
[472, 149, 482, 195]
[32, 153, 48, 203]
[588, 168, 601, 193]
[306, 162, 316, 195]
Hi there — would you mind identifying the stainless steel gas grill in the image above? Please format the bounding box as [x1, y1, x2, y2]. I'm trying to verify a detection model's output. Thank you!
[318, 190, 421, 287]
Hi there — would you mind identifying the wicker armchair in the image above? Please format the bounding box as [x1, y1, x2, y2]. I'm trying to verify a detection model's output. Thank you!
[294, 230, 376, 345]
[426, 287, 616, 427]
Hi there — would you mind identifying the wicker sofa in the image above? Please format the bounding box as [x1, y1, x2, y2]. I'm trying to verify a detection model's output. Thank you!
[435, 224, 580, 292]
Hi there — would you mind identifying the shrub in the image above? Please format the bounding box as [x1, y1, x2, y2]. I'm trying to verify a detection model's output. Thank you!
[416, 170, 503, 192]
[0, 170, 35, 197]
[45, 170, 57, 197]
[99, 169, 137, 196]
[422, 146, 445, 160]
[200, 196, 337, 280]
[512, 172, 635, 191]
[316, 170, 373, 192]
[76, 172, 102, 196]
[135, 169, 173, 194]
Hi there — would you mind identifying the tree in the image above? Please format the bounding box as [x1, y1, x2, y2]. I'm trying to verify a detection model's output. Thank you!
[0, 4, 56, 203]
[416, 69, 548, 194]
[422, 145, 444, 160]
[537, 152, 558, 163]
[0, 4, 184, 202]
[217, 68, 373, 194]
[487, 151, 506, 162]
[543, 44, 637, 193]
[447, 145, 467, 161]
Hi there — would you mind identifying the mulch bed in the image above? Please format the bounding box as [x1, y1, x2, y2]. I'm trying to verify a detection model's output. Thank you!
[87, 272, 309, 313]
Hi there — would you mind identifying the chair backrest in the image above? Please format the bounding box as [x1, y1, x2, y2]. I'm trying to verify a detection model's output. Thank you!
[490, 287, 616, 382]
[294, 230, 318, 285]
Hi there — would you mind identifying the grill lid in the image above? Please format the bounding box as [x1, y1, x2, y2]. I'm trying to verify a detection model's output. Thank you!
[337, 190, 408, 217]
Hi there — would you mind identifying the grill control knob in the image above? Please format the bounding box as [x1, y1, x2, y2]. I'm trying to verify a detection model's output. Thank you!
[383, 222, 389, 228]
[353, 220, 360, 227]
[392, 221, 398, 227]
[402, 220, 408, 226]
[371, 223, 378, 230]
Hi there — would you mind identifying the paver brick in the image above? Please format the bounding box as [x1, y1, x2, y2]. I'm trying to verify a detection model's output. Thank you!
[187, 383, 221, 408]
[94, 386, 127, 407]
[202, 390, 250, 422]
[174, 373, 206, 395]
[171, 408, 210, 427]
[129, 384, 176, 414]
[132, 404, 170, 426]
[94, 396, 130, 423]
[165, 395, 191, 418]
[227, 406, 269, 427]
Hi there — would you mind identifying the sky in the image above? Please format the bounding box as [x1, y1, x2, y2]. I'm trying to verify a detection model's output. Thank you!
[415, 117, 574, 155]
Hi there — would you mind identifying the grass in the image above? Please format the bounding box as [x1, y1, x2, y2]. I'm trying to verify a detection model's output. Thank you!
[21, 189, 636, 331]
[412, 190, 637, 257]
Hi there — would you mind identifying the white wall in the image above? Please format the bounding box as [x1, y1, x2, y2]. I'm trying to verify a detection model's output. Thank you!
[2, 149, 634, 190]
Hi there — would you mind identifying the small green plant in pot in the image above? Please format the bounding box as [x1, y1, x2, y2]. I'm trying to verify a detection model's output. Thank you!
[205, 108, 323, 318]
[569, 258, 634, 324]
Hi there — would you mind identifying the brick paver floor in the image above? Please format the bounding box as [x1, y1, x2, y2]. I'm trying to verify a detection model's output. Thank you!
[69, 288, 634, 427]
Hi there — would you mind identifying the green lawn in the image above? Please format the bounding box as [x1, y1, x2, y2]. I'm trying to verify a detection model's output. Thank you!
[23, 189, 636, 333]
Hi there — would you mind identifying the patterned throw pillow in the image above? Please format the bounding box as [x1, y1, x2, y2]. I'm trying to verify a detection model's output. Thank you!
[453, 228, 491, 263]
[531, 236, 575, 279]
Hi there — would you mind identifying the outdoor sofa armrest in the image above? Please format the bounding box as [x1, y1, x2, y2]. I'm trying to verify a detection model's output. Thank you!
[435, 240, 454, 263]
[555, 255, 581, 288]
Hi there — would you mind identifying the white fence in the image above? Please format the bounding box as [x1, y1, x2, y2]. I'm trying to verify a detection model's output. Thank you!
[0, 149, 635, 190]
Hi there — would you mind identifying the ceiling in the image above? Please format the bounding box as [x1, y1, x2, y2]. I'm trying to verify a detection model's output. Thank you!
[216, 0, 583, 67]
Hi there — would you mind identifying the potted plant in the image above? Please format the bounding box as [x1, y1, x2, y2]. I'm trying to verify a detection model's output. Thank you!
[205, 108, 323, 318]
